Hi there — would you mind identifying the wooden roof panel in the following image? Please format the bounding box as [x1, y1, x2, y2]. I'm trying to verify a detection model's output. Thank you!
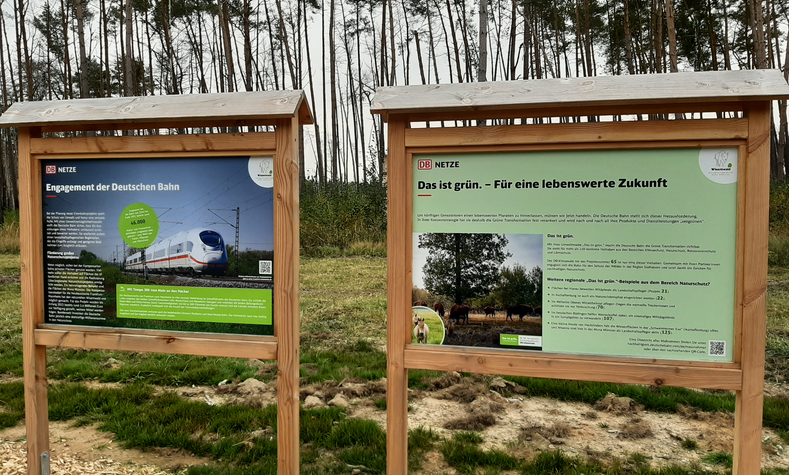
[0, 90, 313, 128]
[371, 70, 789, 119]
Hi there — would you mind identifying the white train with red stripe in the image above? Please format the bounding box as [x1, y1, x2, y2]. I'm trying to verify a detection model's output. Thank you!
[125, 228, 228, 276]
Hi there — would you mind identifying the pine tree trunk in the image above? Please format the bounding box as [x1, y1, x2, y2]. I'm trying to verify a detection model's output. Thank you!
[580, 0, 591, 75]
[60, 0, 73, 98]
[478, 0, 488, 82]
[458, 0, 472, 81]
[624, 0, 635, 74]
[329, 0, 339, 180]
[262, 1, 279, 88]
[124, 0, 134, 96]
[414, 31, 428, 84]
[243, 0, 252, 91]
[654, 0, 663, 73]
[275, 0, 297, 88]
[748, 0, 767, 68]
[508, 0, 517, 80]
[780, 32, 789, 176]
[446, 0, 463, 82]
[721, 0, 731, 69]
[219, 0, 236, 92]
[380, 0, 388, 85]
[75, 0, 89, 97]
[0, 14, 8, 108]
[355, 3, 366, 179]
[388, 0, 396, 85]
[101, 0, 111, 95]
[523, 0, 532, 79]
[665, 0, 678, 72]
[302, 0, 323, 182]
[160, 1, 179, 94]
[427, 3, 440, 83]
[17, 0, 33, 100]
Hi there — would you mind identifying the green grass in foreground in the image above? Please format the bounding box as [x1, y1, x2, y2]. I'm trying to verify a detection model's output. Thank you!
[702, 451, 734, 468]
[0, 382, 431, 474]
[8, 382, 786, 475]
[767, 266, 789, 387]
[0, 253, 23, 377]
[300, 339, 387, 383]
[47, 350, 261, 386]
[3, 253, 789, 471]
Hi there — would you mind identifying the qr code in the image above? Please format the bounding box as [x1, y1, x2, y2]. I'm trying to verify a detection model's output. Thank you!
[708, 340, 726, 356]
[258, 260, 272, 275]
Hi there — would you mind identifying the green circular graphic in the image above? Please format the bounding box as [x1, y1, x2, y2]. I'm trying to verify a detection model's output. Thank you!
[119, 203, 159, 248]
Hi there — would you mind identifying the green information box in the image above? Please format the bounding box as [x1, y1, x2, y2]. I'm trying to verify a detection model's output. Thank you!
[412, 148, 737, 362]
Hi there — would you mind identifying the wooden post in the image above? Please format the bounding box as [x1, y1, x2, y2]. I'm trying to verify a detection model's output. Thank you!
[733, 102, 770, 475]
[275, 117, 301, 475]
[19, 127, 49, 475]
[386, 118, 409, 475]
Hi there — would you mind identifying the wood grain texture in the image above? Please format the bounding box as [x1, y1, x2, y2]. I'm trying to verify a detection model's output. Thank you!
[404, 346, 742, 390]
[0, 90, 313, 128]
[38, 324, 278, 341]
[394, 102, 748, 124]
[29, 151, 274, 160]
[371, 70, 789, 118]
[386, 120, 409, 475]
[406, 140, 748, 155]
[42, 119, 279, 133]
[35, 329, 277, 359]
[733, 103, 770, 475]
[274, 117, 301, 475]
[404, 119, 748, 147]
[29, 133, 276, 155]
[733, 144, 747, 363]
[19, 127, 49, 475]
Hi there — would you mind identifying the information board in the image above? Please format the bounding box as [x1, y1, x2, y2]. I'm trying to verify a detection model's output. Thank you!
[412, 148, 737, 362]
[42, 156, 275, 335]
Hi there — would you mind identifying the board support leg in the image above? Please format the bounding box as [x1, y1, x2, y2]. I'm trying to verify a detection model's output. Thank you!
[387, 119, 409, 475]
[733, 102, 770, 475]
[19, 127, 49, 475]
[275, 117, 301, 475]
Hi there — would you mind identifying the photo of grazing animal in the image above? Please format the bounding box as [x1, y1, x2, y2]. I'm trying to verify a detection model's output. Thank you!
[413, 300, 428, 307]
[413, 314, 420, 327]
[448, 304, 470, 325]
[506, 305, 534, 322]
[433, 303, 445, 318]
[413, 317, 430, 344]
[483, 306, 496, 318]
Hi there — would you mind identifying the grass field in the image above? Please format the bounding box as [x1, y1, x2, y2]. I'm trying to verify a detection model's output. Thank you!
[3, 227, 789, 473]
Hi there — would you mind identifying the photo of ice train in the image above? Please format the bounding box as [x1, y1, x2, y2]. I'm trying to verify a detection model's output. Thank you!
[125, 228, 228, 276]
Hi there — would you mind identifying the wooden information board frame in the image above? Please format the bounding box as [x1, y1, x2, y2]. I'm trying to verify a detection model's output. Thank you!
[0, 91, 312, 475]
[372, 70, 789, 475]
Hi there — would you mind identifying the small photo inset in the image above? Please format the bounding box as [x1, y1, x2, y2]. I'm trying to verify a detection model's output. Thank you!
[410, 306, 445, 345]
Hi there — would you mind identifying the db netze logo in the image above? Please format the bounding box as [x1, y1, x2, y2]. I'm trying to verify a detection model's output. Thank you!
[417, 159, 433, 170]
[45, 165, 57, 175]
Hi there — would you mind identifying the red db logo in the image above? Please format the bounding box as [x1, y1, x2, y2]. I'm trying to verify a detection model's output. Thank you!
[418, 160, 433, 170]
[45, 165, 57, 175]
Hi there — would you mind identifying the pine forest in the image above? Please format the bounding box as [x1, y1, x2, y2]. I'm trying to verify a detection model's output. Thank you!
[0, 0, 788, 213]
